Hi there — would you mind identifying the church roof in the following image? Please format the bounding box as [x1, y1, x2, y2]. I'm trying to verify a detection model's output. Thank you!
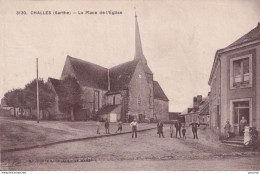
[96, 104, 120, 115]
[225, 23, 260, 49]
[48, 77, 63, 96]
[109, 60, 139, 91]
[153, 81, 169, 101]
[67, 56, 108, 90]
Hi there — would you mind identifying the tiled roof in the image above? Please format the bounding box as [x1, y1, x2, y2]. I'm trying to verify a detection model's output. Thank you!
[67, 56, 108, 90]
[181, 97, 209, 115]
[48, 78, 63, 96]
[153, 81, 169, 101]
[96, 105, 120, 115]
[109, 60, 139, 91]
[225, 23, 260, 49]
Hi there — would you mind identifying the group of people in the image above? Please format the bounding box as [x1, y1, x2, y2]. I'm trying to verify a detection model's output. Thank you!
[96, 118, 138, 138]
[224, 116, 248, 140]
[96, 118, 201, 139]
[96, 119, 123, 135]
[158, 120, 200, 139]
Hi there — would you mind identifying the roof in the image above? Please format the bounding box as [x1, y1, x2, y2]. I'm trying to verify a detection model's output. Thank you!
[226, 23, 260, 49]
[109, 60, 139, 91]
[180, 96, 209, 116]
[67, 56, 108, 90]
[199, 102, 209, 115]
[96, 105, 120, 115]
[153, 81, 169, 101]
[48, 78, 63, 96]
[209, 23, 260, 85]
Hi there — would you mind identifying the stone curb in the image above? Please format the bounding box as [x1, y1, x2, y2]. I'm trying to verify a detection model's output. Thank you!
[1, 127, 156, 153]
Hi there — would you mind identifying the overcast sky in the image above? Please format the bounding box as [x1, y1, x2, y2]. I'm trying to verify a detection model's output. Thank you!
[0, 0, 260, 112]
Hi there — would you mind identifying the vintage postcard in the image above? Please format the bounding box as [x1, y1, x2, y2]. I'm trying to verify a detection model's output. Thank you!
[0, 0, 259, 172]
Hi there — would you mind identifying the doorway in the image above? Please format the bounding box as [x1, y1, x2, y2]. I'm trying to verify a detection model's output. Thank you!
[233, 100, 250, 136]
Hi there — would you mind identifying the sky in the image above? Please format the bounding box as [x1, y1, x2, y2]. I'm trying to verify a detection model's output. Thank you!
[0, 0, 260, 112]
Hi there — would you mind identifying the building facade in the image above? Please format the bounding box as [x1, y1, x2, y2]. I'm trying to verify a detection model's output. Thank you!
[208, 23, 260, 138]
[180, 95, 209, 126]
[48, 15, 169, 122]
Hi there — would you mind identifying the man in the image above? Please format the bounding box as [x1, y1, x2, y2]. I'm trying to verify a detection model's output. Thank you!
[105, 119, 110, 134]
[190, 121, 200, 139]
[130, 118, 138, 138]
[157, 120, 165, 138]
[175, 120, 182, 138]
[224, 120, 231, 140]
[239, 116, 248, 136]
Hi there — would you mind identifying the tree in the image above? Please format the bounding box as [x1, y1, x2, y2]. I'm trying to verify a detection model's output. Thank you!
[24, 79, 55, 119]
[4, 89, 26, 117]
[58, 76, 82, 121]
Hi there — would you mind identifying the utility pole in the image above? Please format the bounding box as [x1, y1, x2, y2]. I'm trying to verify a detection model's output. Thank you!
[36, 58, 40, 123]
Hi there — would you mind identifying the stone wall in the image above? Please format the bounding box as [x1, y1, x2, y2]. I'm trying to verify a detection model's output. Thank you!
[128, 61, 153, 120]
[154, 99, 169, 121]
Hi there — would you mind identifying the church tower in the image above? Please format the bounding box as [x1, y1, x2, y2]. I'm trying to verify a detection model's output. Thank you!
[134, 13, 154, 114]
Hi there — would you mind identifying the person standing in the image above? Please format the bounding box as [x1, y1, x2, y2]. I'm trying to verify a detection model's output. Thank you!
[170, 123, 174, 138]
[190, 121, 200, 139]
[175, 120, 181, 138]
[96, 119, 101, 134]
[130, 118, 138, 138]
[239, 116, 248, 136]
[157, 120, 165, 138]
[182, 124, 186, 139]
[116, 120, 123, 133]
[224, 120, 231, 140]
[105, 119, 110, 134]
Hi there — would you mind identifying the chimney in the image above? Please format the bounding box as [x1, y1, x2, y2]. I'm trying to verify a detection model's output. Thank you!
[197, 95, 203, 104]
[107, 69, 110, 91]
[193, 97, 197, 108]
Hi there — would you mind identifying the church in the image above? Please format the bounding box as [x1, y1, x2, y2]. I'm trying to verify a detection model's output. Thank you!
[48, 15, 169, 122]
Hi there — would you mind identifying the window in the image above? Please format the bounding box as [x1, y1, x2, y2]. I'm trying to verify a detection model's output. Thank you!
[230, 55, 252, 89]
[113, 96, 116, 105]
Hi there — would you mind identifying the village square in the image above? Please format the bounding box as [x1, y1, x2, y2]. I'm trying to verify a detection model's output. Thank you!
[1, 1, 260, 172]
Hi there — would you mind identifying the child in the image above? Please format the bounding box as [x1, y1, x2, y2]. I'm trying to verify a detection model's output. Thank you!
[170, 123, 174, 138]
[182, 125, 186, 139]
[105, 119, 110, 134]
[116, 120, 123, 133]
[96, 119, 101, 134]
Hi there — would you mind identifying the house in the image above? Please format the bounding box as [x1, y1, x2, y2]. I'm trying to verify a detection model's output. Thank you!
[180, 95, 209, 125]
[208, 22, 260, 138]
[48, 14, 169, 122]
[168, 112, 182, 122]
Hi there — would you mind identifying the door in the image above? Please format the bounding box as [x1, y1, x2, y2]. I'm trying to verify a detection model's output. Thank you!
[233, 101, 250, 136]
[110, 113, 117, 122]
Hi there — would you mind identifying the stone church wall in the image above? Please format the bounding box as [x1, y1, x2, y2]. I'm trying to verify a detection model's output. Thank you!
[128, 62, 153, 120]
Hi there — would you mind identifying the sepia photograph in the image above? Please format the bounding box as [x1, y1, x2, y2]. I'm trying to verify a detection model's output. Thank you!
[0, 0, 260, 172]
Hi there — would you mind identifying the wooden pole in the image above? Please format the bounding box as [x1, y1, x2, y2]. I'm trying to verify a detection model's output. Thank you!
[36, 58, 40, 123]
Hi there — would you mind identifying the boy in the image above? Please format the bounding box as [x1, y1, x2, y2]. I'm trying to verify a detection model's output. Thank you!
[116, 120, 123, 133]
[105, 119, 110, 134]
[182, 124, 186, 139]
[170, 123, 174, 138]
[96, 119, 101, 134]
